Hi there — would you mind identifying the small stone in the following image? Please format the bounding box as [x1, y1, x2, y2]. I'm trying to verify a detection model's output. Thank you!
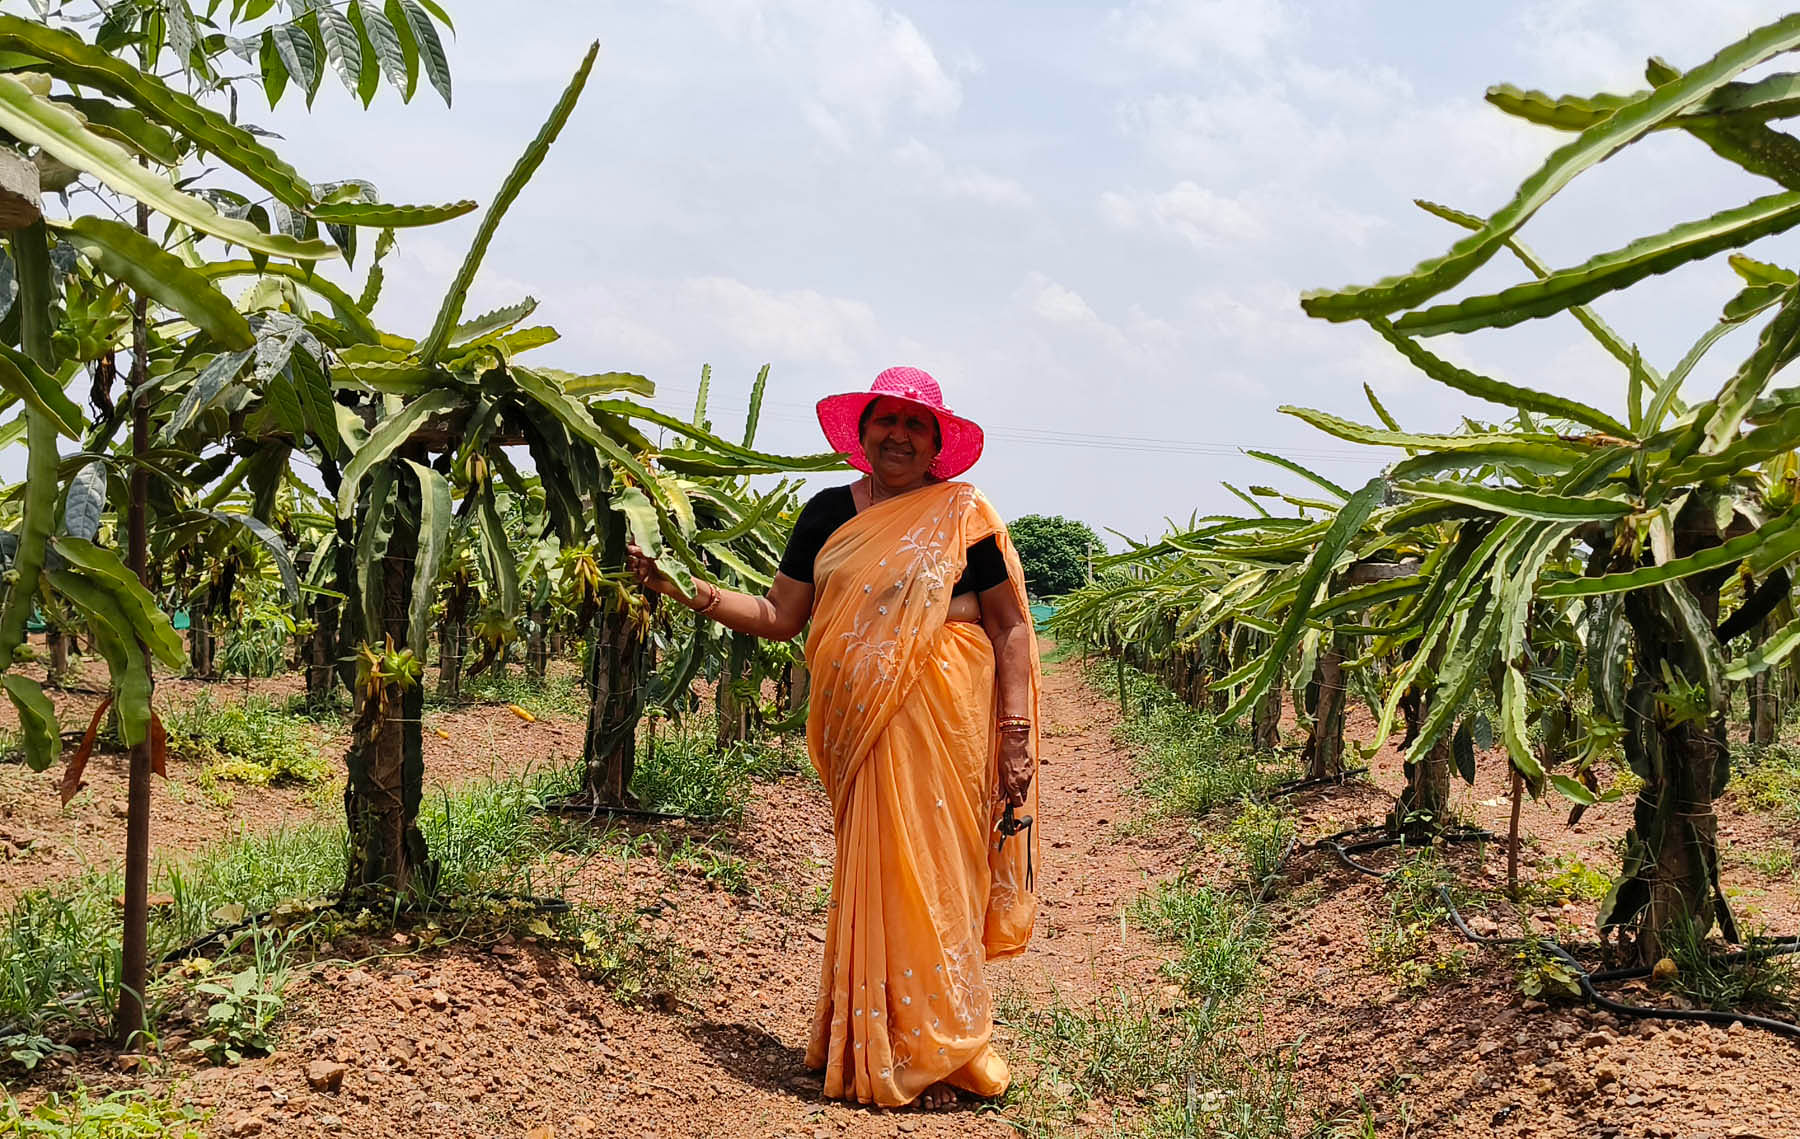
[429, 990, 450, 1010]
[1651, 957, 1679, 984]
[306, 1060, 348, 1093]
[230, 1119, 263, 1137]
[1477, 1040, 1501, 1056]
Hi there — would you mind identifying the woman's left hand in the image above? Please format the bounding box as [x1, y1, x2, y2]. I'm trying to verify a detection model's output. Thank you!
[998, 732, 1033, 807]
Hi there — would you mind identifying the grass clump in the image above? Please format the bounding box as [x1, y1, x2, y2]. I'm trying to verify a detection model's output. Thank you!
[1085, 660, 1290, 819]
[1366, 849, 1471, 991]
[1733, 743, 1800, 820]
[449, 667, 588, 721]
[1661, 912, 1798, 1013]
[165, 692, 332, 795]
[1000, 988, 1302, 1139]
[1526, 853, 1611, 905]
[0, 1088, 205, 1137]
[630, 721, 810, 821]
[1133, 879, 1268, 1003]
[0, 765, 589, 1043]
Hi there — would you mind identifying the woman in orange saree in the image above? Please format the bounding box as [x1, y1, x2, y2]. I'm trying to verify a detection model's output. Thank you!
[628, 366, 1039, 1110]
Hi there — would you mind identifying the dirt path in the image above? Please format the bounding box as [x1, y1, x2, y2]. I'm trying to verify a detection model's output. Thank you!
[85, 654, 1180, 1139]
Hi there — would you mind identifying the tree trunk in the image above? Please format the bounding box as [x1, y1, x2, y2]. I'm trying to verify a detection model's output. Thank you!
[343, 469, 434, 898]
[527, 606, 548, 683]
[579, 600, 648, 806]
[1299, 641, 1346, 780]
[45, 627, 67, 687]
[1252, 681, 1282, 751]
[307, 591, 339, 707]
[1751, 617, 1780, 746]
[1606, 511, 1737, 966]
[434, 587, 467, 703]
[1393, 732, 1452, 837]
[716, 631, 752, 748]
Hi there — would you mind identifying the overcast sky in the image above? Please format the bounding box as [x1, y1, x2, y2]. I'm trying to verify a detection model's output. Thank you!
[245, 0, 1800, 546]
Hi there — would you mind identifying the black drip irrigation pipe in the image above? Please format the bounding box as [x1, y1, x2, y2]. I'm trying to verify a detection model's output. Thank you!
[537, 797, 696, 824]
[1304, 824, 1800, 1040]
[1437, 888, 1800, 1040]
[1269, 767, 1369, 798]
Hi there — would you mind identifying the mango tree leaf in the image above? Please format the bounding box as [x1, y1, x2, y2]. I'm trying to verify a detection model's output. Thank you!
[354, 0, 409, 95]
[62, 459, 105, 540]
[161, 348, 251, 442]
[1551, 773, 1598, 806]
[394, 0, 450, 105]
[1452, 719, 1477, 784]
[267, 24, 320, 104]
[316, 2, 364, 94]
[202, 509, 299, 607]
[0, 14, 313, 206]
[0, 77, 335, 260]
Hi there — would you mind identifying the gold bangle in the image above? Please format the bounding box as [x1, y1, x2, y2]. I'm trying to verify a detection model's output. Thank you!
[699, 582, 724, 615]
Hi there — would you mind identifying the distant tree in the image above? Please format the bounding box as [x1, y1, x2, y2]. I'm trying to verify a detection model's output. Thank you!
[1009, 515, 1102, 598]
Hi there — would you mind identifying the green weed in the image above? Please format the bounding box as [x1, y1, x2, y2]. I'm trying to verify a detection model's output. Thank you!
[630, 723, 809, 821]
[166, 692, 332, 792]
[1133, 879, 1267, 1003]
[1086, 661, 1292, 819]
[1367, 850, 1471, 991]
[1526, 853, 1611, 905]
[1661, 911, 1798, 1013]
[557, 904, 689, 1003]
[1737, 844, 1798, 879]
[184, 923, 296, 1065]
[0, 765, 586, 1041]
[1734, 744, 1800, 819]
[447, 668, 588, 721]
[0, 1087, 205, 1137]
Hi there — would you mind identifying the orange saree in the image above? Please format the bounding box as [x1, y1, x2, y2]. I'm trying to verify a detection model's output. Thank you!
[803, 481, 1041, 1107]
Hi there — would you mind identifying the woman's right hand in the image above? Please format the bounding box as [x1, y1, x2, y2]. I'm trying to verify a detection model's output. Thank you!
[626, 543, 683, 601]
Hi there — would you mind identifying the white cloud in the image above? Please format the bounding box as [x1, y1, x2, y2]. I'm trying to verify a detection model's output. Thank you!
[1100, 181, 1266, 249]
[681, 276, 883, 367]
[680, 0, 962, 144]
[1517, 0, 1791, 91]
[1108, 0, 1297, 68]
[891, 139, 1032, 208]
[1018, 272, 1100, 326]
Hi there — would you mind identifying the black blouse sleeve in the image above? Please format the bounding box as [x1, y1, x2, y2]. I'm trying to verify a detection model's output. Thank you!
[955, 535, 1009, 595]
[777, 487, 856, 584]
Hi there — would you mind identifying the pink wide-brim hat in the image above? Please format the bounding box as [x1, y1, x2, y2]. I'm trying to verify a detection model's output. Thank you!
[816, 366, 985, 480]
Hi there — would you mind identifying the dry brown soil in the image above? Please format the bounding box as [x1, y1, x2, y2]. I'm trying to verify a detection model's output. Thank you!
[4, 657, 1800, 1138]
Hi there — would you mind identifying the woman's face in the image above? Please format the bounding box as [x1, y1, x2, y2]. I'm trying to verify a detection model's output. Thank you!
[860, 396, 940, 486]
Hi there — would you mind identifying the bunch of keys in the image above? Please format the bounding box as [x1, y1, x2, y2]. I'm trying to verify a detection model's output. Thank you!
[995, 801, 1034, 892]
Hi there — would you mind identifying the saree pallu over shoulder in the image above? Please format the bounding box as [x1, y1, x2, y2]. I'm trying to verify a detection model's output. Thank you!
[803, 481, 1041, 1107]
